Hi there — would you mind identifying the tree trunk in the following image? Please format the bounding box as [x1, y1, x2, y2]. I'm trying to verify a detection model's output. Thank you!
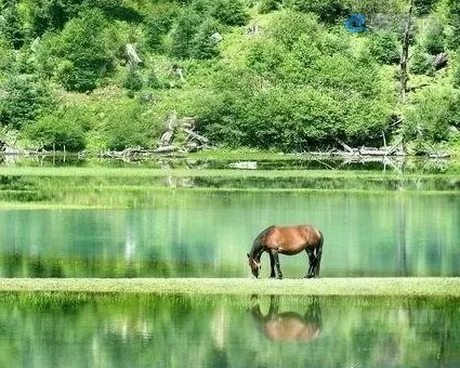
[400, 0, 414, 104]
[125, 43, 143, 68]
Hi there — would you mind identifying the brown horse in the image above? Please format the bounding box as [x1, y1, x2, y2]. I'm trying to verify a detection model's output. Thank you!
[250, 295, 322, 342]
[247, 225, 324, 279]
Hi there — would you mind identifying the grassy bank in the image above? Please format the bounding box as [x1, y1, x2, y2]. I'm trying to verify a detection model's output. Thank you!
[1, 278, 460, 297]
[1, 166, 460, 179]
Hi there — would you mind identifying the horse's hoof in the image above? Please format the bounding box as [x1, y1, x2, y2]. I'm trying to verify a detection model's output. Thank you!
[277, 276, 283, 280]
[305, 274, 315, 279]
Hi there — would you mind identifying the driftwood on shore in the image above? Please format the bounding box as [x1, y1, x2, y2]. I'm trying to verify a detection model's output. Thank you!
[306, 137, 450, 161]
[97, 112, 210, 160]
[330, 137, 408, 157]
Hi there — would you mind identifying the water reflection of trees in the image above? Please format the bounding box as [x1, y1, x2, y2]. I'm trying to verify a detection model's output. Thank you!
[0, 295, 460, 367]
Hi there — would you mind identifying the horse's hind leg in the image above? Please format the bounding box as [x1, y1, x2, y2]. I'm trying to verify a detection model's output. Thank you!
[305, 248, 315, 278]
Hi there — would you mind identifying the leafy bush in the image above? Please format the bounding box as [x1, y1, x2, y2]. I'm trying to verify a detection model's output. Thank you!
[144, 7, 178, 52]
[206, 0, 249, 26]
[369, 32, 400, 65]
[0, 2, 25, 49]
[196, 83, 392, 151]
[83, 0, 143, 23]
[410, 48, 434, 75]
[40, 9, 116, 92]
[190, 18, 221, 59]
[170, 10, 202, 59]
[421, 18, 445, 55]
[414, 0, 439, 15]
[23, 114, 86, 151]
[27, 0, 81, 36]
[403, 86, 460, 144]
[268, 11, 322, 50]
[123, 69, 144, 91]
[286, 0, 350, 24]
[191, 0, 249, 26]
[447, 0, 460, 48]
[246, 39, 286, 78]
[0, 75, 55, 129]
[258, 0, 282, 13]
[453, 55, 460, 89]
[96, 99, 160, 150]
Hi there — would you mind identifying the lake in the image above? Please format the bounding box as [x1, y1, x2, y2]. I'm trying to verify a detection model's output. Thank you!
[1, 157, 459, 368]
[0, 293, 459, 368]
[0, 190, 458, 278]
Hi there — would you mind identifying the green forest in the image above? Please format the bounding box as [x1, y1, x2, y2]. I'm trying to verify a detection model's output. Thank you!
[1, 0, 460, 154]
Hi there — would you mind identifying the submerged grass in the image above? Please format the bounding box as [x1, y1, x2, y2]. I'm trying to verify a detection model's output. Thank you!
[1, 278, 460, 297]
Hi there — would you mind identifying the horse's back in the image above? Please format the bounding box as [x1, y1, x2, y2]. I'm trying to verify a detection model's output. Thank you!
[266, 225, 322, 251]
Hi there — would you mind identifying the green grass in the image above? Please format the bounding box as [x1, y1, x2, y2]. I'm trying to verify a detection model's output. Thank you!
[1, 166, 459, 179]
[188, 148, 293, 161]
[1, 278, 460, 296]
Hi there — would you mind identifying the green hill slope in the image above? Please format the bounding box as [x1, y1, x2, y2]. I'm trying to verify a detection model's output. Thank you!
[0, 0, 459, 154]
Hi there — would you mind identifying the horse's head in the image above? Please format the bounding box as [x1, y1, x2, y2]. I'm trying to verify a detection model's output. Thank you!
[247, 253, 261, 278]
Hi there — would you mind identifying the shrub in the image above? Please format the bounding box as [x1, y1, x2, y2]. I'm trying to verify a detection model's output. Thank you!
[414, 0, 439, 15]
[123, 69, 144, 91]
[83, 0, 144, 23]
[0, 2, 25, 49]
[23, 114, 86, 151]
[421, 18, 445, 55]
[268, 11, 322, 50]
[403, 85, 460, 144]
[170, 10, 202, 59]
[0, 75, 55, 129]
[258, 0, 282, 13]
[207, 0, 249, 26]
[190, 18, 221, 60]
[369, 32, 400, 65]
[410, 48, 434, 75]
[286, 0, 350, 24]
[41, 9, 116, 92]
[447, 0, 460, 48]
[144, 8, 177, 52]
[28, 0, 81, 36]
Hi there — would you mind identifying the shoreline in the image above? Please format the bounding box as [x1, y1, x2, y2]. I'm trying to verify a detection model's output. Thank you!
[1, 278, 460, 296]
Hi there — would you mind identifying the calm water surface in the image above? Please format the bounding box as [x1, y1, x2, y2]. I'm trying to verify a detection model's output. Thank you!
[0, 191, 458, 277]
[0, 294, 459, 368]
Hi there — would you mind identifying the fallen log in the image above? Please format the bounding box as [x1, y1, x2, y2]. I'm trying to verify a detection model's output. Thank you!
[184, 129, 209, 144]
[385, 136, 405, 156]
[335, 138, 355, 154]
[153, 145, 179, 154]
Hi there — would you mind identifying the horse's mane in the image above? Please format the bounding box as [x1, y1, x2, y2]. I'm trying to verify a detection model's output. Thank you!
[249, 225, 275, 259]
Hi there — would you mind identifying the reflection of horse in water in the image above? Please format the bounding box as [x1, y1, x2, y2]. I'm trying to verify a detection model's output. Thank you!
[250, 295, 321, 342]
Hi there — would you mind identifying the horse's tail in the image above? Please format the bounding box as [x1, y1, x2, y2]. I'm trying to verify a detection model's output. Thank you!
[249, 225, 275, 258]
[314, 231, 324, 276]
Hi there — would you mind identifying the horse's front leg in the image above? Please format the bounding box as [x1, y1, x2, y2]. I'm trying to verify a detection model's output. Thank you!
[269, 253, 276, 278]
[270, 249, 283, 279]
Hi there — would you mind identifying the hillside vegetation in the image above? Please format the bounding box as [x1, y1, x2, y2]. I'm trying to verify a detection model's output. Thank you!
[0, 0, 460, 154]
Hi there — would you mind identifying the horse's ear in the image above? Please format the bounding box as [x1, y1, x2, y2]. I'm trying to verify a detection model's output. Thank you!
[247, 253, 250, 258]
